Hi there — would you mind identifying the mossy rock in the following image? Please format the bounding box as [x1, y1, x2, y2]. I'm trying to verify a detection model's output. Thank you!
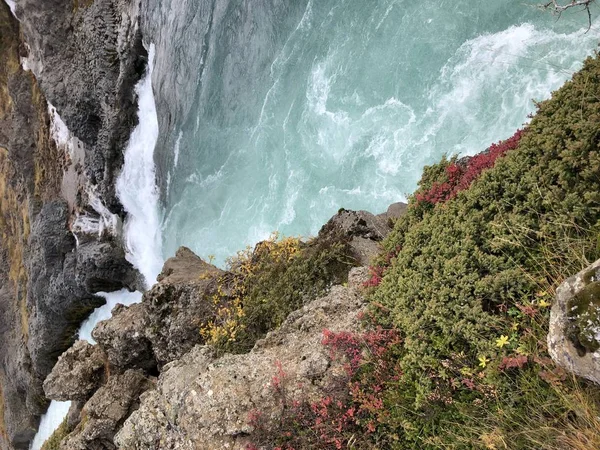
[567, 280, 600, 355]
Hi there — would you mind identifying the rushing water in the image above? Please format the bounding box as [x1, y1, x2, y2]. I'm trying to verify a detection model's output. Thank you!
[145, 0, 600, 266]
[29, 45, 163, 449]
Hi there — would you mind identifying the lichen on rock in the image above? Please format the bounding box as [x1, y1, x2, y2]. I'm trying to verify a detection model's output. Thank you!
[549, 259, 600, 384]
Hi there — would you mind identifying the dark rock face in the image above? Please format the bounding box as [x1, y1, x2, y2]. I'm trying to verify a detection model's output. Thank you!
[16, 0, 147, 210]
[26, 201, 104, 382]
[43, 341, 107, 403]
[0, 1, 147, 448]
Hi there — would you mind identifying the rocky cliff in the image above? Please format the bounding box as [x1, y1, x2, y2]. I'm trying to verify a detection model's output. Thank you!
[0, 1, 147, 448]
[37, 205, 405, 449]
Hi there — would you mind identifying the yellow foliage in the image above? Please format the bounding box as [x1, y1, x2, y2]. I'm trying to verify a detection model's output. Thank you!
[200, 233, 302, 348]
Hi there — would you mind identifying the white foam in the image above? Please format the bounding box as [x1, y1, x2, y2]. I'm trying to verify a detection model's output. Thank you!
[29, 402, 72, 450]
[116, 43, 164, 287]
[4, 0, 16, 17]
[173, 130, 183, 168]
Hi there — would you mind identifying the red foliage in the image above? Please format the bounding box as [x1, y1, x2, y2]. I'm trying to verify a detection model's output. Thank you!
[416, 129, 523, 207]
[363, 245, 402, 288]
[498, 355, 529, 371]
[247, 329, 402, 449]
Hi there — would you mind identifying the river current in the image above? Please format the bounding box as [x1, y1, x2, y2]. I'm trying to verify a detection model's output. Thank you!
[145, 0, 600, 265]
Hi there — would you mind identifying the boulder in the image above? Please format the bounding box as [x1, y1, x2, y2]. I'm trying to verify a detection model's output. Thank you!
[92, 247, 225, 372]
[548, 259, 600, 384]
[319, 204, 407, 265]
[92, 303, 154, 372]
[43, 341, 107, 402]
[144, 248, 224, 366]
[115, 268, 368, 449]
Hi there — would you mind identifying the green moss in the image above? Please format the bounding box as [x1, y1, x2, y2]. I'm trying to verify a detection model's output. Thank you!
[567, 282, 600, 355]
[206, 229, 355, 355]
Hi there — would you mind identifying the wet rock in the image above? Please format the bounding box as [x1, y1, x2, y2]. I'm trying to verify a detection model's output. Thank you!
[548, 259, 600, 384]
[43, 341, 107, 402]
[61, 370, 153, 450]
[115, 283, 366, 449]
[75, 241, 141, 294]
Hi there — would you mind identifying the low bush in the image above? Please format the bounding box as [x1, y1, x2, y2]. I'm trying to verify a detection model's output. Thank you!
[201, 231, 355, 354]
[248, 55, 600, 449]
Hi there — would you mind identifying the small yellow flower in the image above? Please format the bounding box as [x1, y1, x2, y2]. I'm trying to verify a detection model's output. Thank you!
[539, 299, 551, 308]
[516, 345, 529, 356]
[495, 335, 510, 348]
[511, 322, 519, 331]
[478, 356, 490, 368]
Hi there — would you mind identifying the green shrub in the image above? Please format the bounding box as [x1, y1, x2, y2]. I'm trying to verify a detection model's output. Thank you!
[365, 54, 600, 447]
[202, 230, 355, 354]
[41, 417, 70, 450]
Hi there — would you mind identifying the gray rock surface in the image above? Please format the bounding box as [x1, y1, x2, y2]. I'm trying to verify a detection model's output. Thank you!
[115, 267, 370, 449]
[0, 0, 148, 447]
[43, 341, 107, 402]
[93, 247, 224, 372]
[548, 259, 600, 384]
[61, 370, 153, 450]
[319, 205, 406, 265]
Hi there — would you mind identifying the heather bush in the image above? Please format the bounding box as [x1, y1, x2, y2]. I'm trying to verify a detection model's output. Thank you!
[245, 56, 600, 449]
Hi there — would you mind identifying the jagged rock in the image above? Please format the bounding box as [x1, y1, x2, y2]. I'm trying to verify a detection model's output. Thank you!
[66, 402, 85, 430]
[319, 206, 406, 265]
[61, 370, 153, 450]
[348, 266, 371, 289]
[92, 303, 154, 372]
[377, 202, 408, 224]
[143, 248, 224, 366]
[75, 241, 141, 293]
[43, 341, 107, 402]
[115, 270, 367, 449]
[93, 247, 224, 372]
[549, 259, 600, 384]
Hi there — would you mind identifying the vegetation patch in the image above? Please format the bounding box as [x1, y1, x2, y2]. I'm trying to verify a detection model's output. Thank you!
[201, 231, 355, 354]
[41, 417, 71, 450]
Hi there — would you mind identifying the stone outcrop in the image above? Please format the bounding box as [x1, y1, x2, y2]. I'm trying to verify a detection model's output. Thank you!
[319, 202, 407, 265]
[61, 370, 153, 450]
[115, 267, 370, 449]
[43, 341, 107, 403]
[37, 205, 397, 449]
[92, 247, 225, 373]
[548, 259, 600, 385]
[16, 0, 146, 210]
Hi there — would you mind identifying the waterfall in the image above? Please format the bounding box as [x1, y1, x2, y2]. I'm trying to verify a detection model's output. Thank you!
[29, 43, 162, 450]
